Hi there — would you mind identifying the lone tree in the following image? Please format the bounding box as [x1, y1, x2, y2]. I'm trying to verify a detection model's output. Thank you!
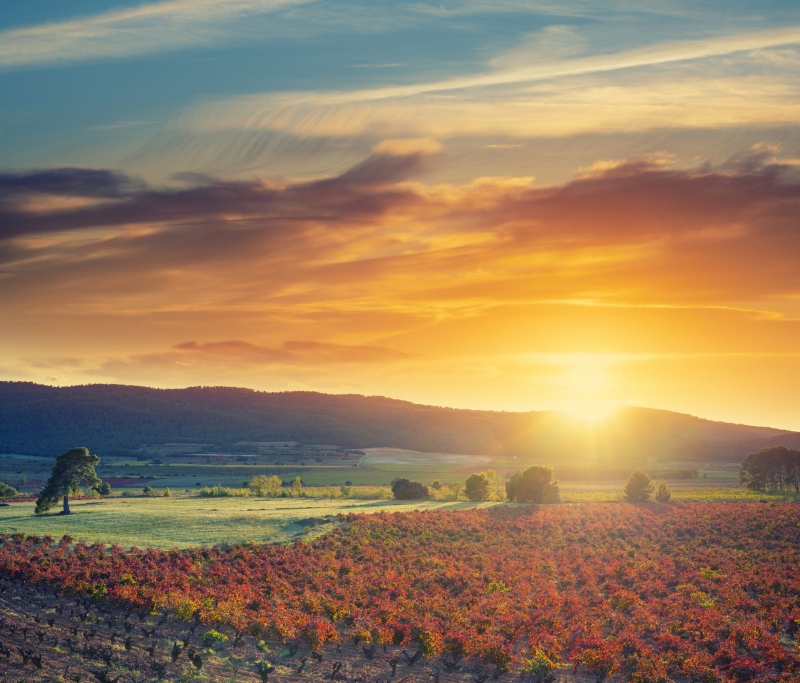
[623, 470, 654, 502]
[506, 465, 560, 503]
[465, 473, 491, 502]
[391, 478, 428, 500]
[35, 447, 101, 515]
[654, 479, 671, 502]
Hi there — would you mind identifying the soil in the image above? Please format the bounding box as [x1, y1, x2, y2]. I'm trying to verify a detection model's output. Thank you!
[0, 579, 596, 683]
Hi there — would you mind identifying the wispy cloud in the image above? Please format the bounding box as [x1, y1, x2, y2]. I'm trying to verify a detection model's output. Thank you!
[166, 26, 800, 151]
[87, 120, 161, 132]
[0, 0, 314, 69]
[191, 24, 800, 109]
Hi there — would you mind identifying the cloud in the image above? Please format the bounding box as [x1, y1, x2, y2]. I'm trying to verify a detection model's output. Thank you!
[1, 148, 799, 328]
[0, 148, 431, 241]
[126, 339, 411, 367]
[180, 25, 800, 117]
[0, 167, 141, 199]
[0, 0, 313, 69]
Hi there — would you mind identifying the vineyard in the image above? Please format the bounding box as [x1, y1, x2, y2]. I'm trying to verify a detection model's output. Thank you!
[0, 502, 798, 682]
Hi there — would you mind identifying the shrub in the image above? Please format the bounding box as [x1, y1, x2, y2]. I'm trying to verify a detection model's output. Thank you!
[391, 478, 429, 500]
[142, 485, 155, 496]
[654, 480, 671, 502]
[0, 482, 19, 497]
[250, 475, 282, 497]
[203, 629, 229, 647]
[94, 482, 112, 496]
[624, 470, 654, 502]
[465, 473, 491, 502]
[340, 486, 351, 497]
[506, 466, 560, 503]
[200, 486, 249, 497]
[521, 647, 558, 682]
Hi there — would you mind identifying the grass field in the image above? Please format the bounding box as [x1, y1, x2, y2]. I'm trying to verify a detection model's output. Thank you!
[0, 496, 489, 548]
[2, 481, 796, 549]
[558, 483, 800, 502]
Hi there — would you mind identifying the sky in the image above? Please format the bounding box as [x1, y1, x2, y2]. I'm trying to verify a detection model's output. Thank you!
[1, 0, 799, 430]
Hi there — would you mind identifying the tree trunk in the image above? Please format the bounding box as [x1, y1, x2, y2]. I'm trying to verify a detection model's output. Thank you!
[62, 494, 71, 515]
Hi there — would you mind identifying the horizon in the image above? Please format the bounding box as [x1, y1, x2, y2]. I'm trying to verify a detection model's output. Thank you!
[4, 379, 797, 433]
[2, 1, 800, 431]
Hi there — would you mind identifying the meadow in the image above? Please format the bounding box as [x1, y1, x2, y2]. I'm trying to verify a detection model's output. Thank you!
[0, 496, 486, 549]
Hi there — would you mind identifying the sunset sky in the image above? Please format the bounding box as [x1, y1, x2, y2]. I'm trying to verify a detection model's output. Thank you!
[2, 1, 799, 430]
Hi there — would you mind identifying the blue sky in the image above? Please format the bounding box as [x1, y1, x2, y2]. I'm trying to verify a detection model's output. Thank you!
[3, 1, 799, 183]
[2, 1, 800, 429]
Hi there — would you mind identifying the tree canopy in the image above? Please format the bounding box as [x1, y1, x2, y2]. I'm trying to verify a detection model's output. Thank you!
[506, 465, 560, 503]
[250, 474, 283, 497]
[740, 446, 800, 493]
[654, 480, 671, 502]
[391, 478, 429, 500]
[35, 447, 101, 515]
[465, 473, 491, 502]
[0, 481, 18, 498]
[623, 470, 654, 502]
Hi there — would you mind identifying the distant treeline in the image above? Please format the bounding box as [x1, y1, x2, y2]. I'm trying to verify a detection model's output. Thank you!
[1, 382, 796, 463]
[740, 447, 800, 493]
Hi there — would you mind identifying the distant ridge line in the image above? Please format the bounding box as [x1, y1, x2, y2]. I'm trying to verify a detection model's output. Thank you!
[0, 381, 795, 463]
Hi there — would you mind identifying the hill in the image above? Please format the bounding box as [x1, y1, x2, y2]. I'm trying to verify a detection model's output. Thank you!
[0, 382, 794, 463]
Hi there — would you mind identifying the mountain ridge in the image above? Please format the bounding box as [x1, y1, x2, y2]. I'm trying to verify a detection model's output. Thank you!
[0, 381, 794, 463]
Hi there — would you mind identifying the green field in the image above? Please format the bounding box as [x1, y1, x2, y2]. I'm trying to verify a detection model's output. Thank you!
[558, 484, 800, 503]
[0, 496, 489, 549]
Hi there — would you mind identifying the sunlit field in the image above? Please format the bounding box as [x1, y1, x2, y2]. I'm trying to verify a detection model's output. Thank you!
[0, 495, 486, 548]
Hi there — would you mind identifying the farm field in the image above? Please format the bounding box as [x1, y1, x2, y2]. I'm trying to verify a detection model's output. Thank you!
[0, 502, 798, 682]
[0, 497, 486, 549]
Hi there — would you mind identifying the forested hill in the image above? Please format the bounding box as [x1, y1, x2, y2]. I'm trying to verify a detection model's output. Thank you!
[0, 382, 794, 462]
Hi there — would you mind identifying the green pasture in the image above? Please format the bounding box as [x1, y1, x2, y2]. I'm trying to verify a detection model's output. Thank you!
[0, 496, 485, 549]
[558, 484, 800, 503]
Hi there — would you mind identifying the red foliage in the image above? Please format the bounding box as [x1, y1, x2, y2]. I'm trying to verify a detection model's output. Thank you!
[1, 503, 798, 681]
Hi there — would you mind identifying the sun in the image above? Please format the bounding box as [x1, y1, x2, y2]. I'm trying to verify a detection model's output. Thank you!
[555, 355, 621, 424]
[559, 398, 621, 425]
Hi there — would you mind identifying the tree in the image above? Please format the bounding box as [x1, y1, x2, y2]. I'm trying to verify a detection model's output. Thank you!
[292, 476, 303, 497]
[506, 465, 560, 503]
[740, 446, 800, 493]
[0, 482, 18, 497]
[250, 475, 282, 497]
[623, 470, 654, 502]
[450, 482, 463, 501]
[654, 480, 671, 502]
[465, 473, 491, 502]
[35, 447, 101, 515]
[17, 473, 26, 488]
[391, 478, 428, 500]
[94, 482, 112, 496]
[431, 480, 442, 490]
